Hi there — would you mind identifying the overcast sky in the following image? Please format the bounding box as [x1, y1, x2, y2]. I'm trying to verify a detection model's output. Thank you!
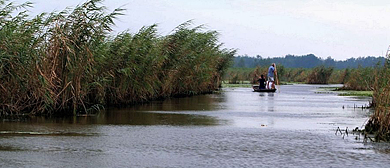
[15, 0, 390, 60]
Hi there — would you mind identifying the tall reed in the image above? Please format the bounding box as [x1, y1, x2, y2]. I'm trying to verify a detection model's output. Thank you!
[0, 0, 235, 117]
[306, 65, 334, 84]
[365, 59, 390, 141]
[336, 67, 375, 90]
[0, 0, 46, 115]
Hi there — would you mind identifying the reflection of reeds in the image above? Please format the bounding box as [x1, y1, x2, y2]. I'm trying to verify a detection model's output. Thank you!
[0, 1, 235, 116]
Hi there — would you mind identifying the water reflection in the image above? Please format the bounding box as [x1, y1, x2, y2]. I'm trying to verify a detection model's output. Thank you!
[97, 109, 219, 125]
[0, 94, 221, 129]
[0, 145, 23, 152]
[95, 93, 221, 125]
[127, 94, 219, 112]
[1, 84, 390, 168]
[0, 112, 219, 129]
[266, 93, 275, 112]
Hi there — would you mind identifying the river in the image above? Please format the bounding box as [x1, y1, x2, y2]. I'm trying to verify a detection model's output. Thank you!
[1, 84, 390, 167]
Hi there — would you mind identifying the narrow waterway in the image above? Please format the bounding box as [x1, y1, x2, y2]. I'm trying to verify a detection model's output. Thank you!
[1, 84, 389, 167]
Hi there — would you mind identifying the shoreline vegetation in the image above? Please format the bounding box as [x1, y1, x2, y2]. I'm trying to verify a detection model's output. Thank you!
[0, 0, 235, 117]
[225, 66, 376, 90]
[365, 60, 390, 142]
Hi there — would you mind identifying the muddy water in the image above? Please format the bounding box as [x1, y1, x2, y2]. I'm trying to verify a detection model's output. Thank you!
[1, 84, 390, 167]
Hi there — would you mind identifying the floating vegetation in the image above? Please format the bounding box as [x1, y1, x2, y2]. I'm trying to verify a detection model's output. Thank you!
[221, 81, 252, 88]
[338, 91, 373, 97]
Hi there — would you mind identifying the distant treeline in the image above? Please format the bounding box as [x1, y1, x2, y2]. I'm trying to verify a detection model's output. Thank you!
[225, 65, 375, 90]
[0, 0, 235, 116]
[234, 54, 385, 69]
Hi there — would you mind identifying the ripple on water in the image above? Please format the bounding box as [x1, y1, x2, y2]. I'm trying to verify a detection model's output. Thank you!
[0, 84, 388, 168]
[0, 131, 95, 137]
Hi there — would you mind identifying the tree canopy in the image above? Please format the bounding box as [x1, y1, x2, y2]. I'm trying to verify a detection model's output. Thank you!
[233, 54, 385, 69]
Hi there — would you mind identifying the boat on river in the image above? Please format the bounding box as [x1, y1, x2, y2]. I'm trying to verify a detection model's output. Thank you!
[252, 85, 277, 92]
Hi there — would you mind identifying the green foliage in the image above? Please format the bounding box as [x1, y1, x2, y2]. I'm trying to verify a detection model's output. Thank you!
[337, 67, 375, 90]
[282, 68, 309, 83]
[365, 58, 390, 141]
[306, 66, 334, 84]
[225, 65, 375, 88]
[233, 54, 386, 69]
[0, 0, 235, 116]
[226, 67, 260, 84]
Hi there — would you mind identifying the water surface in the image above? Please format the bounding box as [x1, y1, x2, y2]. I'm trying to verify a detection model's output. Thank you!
[1, 84, 389, 167]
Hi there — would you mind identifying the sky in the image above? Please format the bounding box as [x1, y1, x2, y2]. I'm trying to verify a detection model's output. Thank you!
[13, 0, 390, 60]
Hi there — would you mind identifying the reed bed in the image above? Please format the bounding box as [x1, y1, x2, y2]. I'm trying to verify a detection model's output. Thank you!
[0, 0, 235, 116]
[365, 59, 390, 141]
[306, 66, 334, 84]
[332, 67, 375, 91]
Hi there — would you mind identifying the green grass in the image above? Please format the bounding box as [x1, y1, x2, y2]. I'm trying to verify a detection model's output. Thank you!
[337, 91, 373, 97]
[317, 87, 373, 97]
[280, 82, 305, 85]
[221, 80, 253, 88]
[221, 83, 253, 88]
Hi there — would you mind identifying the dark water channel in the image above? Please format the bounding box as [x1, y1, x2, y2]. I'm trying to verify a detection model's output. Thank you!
[1, 84, 390, 167]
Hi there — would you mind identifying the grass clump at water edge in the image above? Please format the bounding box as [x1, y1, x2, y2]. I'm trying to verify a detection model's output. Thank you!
[364, 59, 390, 142]
[337, 91, 373, 97]
[221, 81, 252, 88]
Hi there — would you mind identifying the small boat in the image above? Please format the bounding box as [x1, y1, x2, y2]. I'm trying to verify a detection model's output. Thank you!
[252, 85, 277, 92]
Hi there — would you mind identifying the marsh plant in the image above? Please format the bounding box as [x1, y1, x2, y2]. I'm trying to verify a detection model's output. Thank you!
[365, 59, 390, 141]
[332, 67, 375, 91]
[306, 66, 334, 84]
[0, 0, 235, 116]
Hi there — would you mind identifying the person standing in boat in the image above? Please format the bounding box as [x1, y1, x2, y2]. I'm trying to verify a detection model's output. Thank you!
[258, 75, 266, 89]
[267, 63, 277, 89]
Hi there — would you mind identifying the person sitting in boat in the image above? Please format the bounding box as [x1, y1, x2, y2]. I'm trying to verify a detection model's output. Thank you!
[257, 74, 266, 89]
[266, 63, 277, 89]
